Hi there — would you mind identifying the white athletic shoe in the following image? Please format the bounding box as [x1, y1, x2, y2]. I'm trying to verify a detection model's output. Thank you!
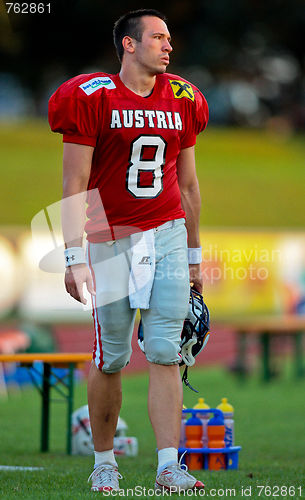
[88, 464, 122, 492]
[155, 458, 204, 493]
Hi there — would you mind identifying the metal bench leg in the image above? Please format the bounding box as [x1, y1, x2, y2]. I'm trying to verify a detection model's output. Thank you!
[41, 363, 51, 452]
[66, 363, 75, 455]
[236, 331, 247, 381]
[261, 333, 271, 382]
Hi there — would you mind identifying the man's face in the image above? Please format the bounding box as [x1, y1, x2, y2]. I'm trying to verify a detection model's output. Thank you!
[134, 16, 173, 75]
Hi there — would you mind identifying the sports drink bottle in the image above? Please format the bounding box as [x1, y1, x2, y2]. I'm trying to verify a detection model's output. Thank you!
[216, 397, 234, 447]
[207, 413, 226, 470]
[185, 415, 203, 470]
[193, 397, 210, 447]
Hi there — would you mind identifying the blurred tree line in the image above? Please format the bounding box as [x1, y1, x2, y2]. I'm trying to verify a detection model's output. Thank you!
[1, 0, 305, 127]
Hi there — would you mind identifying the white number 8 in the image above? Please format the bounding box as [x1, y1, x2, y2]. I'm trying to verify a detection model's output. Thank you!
[126, 135, 167, 198]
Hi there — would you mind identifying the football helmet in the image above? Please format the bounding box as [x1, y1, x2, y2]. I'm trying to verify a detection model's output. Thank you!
[180, 288, 210, 367]
[72, 405, 93, 455]
[179, 288, 210, 392]
[137, 288, 210, 391]
[71, 405, 128, 455]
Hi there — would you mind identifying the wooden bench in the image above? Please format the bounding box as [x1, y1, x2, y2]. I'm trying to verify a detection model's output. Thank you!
[0, 330, 31, 396]
[0, 353, 92, 454]
[214, 315, 305, 381]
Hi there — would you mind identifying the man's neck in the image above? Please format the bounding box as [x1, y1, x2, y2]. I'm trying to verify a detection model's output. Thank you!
[119, 65, 157, 97]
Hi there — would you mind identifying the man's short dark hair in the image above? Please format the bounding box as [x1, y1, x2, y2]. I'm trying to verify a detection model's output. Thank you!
[113, 9, 167, 63]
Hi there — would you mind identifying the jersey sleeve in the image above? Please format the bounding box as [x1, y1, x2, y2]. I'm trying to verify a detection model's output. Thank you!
[180, 89, 209, 149]
[48, 78, 100, 147]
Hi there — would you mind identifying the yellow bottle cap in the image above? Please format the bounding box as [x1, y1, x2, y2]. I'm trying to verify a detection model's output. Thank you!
[193, 397, 210, 409]
[217, 397, 234, 413]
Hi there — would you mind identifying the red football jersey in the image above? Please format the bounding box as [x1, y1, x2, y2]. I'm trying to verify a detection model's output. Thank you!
[48, 72, 208, 242]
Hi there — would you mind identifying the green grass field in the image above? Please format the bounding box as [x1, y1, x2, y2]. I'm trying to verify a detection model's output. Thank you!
[0, 121, 304, 228]
[0, 365, 304, 499]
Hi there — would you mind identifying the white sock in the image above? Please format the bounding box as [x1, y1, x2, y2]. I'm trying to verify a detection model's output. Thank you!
[157, 447, 178, 475]
[94, 449, 117, 468]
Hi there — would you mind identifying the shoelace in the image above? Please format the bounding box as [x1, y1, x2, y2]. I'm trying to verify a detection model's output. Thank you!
[88, 464, 123, 484]
[165, 452, 194, 478]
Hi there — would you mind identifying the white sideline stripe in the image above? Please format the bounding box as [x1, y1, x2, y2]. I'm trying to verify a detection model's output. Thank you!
[0, 466, 44, 471]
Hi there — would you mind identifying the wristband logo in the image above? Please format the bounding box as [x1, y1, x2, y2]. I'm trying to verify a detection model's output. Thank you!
[64, 247, 87, 267]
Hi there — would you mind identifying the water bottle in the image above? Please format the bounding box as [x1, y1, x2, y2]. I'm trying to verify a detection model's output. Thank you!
[185, 415, 203, 470]
[217, 398, 234, 447]
[193, 397, 210, 447]
[207, 413, 226, 470]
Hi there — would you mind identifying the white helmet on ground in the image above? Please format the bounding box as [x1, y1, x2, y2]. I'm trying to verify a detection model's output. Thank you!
[71, 405, 128, 455]
[115, 416, 128, 437]
[72, 405, 93, 455]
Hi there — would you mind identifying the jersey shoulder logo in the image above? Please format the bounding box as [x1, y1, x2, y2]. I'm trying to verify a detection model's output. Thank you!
[79, 77, 116, 95]
[169, 79, 194, 102]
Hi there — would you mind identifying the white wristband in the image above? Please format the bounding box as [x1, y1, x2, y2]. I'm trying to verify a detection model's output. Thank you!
[64, 247, 86, 267]
[188, 247, 202, 264]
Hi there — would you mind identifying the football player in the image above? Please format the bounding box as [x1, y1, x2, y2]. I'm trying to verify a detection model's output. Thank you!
[49, 9, 208, 493]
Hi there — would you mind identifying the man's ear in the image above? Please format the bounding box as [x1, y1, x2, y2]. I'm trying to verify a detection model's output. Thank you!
[122, 36, 136, 55]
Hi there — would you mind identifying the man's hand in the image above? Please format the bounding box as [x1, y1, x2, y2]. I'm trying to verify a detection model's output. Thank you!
[189, 263, 203, 293]
[64, 263, 96, 304]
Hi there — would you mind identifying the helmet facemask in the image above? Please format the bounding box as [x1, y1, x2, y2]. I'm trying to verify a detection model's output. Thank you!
[179, 288, 210, 392]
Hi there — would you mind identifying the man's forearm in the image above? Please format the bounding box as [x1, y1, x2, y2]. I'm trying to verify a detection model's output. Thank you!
[180, 178, 201, 248]
[181, 178, 203, 292]
[62, 187, 87, 249]
[61, 143, 93, 249]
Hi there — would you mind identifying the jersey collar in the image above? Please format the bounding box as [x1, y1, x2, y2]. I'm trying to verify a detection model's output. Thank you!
[114, 73, 161, 101]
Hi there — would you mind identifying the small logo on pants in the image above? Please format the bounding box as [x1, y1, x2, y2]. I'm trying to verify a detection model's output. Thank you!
[138, 256, 151, 265]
